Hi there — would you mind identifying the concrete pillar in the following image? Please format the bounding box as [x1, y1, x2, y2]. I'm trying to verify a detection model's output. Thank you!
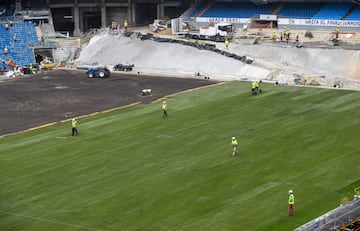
[128, 0, 133, 26]
[79, 8, 84, 33]
[158, 0, 165, 19]
[101, 0, 106, 28]
[73, 0, 81, 36]
[128, 1, 136, 26]
[15, 0, 21, 11]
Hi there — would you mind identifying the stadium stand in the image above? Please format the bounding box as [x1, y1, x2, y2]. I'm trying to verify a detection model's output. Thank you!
[188, 1, 360, 21]
[276, 2, 325, 19]
[312, 2, 354, 20]
[0, 21, 38, 68]
[346, 5, 360, 20]
[201, 2, 276, 18]
[189, 1, 209, 18]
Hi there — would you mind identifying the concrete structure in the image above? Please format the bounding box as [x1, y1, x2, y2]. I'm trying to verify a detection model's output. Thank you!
[46, 0, 192, 36]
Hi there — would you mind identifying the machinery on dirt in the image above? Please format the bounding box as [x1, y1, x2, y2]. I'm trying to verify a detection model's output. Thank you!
[86, 66, 110, 78]
[172, 18, 234, 42]
[113, 63, 134, 72]
[150, 19, 170, 33]
[40, 58, 56, 71]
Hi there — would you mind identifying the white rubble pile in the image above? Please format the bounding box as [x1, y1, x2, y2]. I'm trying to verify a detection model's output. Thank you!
[78, 30, 360, 89]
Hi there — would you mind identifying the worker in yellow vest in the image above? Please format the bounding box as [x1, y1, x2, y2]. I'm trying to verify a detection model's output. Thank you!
[288, 190, 295, 216]
[224, 37, 229, 49]
[251, 81, 257, 95]
[71, 118, 78, 136]
[231, 136, 238, 157]
[162, 101, 168, 118]
[335, 27, 340, 39]
[124, 20, 128, 32]
[4, 47, 8, 55]
[255, 80, 259, 93]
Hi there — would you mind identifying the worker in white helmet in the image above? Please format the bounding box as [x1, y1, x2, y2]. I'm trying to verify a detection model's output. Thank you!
[162, 101, 168, 118]
[288, 189, 295, 216]
[231, 136, 238, 157]
[71, 118, 78, 136]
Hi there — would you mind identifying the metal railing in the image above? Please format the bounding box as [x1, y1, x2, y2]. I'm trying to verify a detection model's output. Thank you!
[295, 197, 360, 231]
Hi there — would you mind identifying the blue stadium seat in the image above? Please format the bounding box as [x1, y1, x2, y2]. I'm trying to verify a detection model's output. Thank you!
[277, 3, 325, 19]
[202, 2, 276, 18]
[312, 3, 353, 20]
[0, 21, 38, 68]
[346, 7, 360, 20]
[189, 2, 208, 18]
[192, 2, 353, 20]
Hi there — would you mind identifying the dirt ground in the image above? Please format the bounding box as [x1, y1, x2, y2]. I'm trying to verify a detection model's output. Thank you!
[0, 69, 215, 136]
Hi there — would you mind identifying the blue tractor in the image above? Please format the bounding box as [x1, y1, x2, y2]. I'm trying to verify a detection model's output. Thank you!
[86, 66, 110, 78]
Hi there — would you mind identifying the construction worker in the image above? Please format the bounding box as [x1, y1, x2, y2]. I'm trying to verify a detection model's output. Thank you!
[288, 190, 295, 216]
[224, 37, 229, 49]
[5, 23, 9, 30]
[162, 101, 168, 118]
[255, 80, 259, 93]
[4, 47, 8, 55]
[29, 63, 33, 75]
[13, 34, 16, 42]
[272, 31, 277, 41]
[251, 80, 257, 95]
[335, 27, 340, 39]
[111, 21, 116, 30]
[283, 26, 291, 43]
[123, 20, 128, 32]
[231, 136, 238, 157]
[71, 118, 78, 136]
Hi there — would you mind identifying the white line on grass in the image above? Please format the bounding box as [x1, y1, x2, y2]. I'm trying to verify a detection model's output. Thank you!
[69, 154, 235, 210]
[0, 210, 101, 231]
[173, 150, 357, 230]
[105, 157, 233, 201]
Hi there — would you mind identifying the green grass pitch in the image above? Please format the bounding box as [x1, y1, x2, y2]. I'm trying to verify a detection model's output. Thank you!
[1, 81, 360, 231]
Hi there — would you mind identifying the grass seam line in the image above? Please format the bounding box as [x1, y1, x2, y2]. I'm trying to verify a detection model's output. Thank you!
[151, 82, 225, 103]
[0, 210, 101, 231]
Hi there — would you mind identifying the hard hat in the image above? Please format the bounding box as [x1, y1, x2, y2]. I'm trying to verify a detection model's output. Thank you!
[232, 137, 235, 140]
[289, 190, 293, 194]
[163, 101, 166, 104]
[72, 118, 76, 121]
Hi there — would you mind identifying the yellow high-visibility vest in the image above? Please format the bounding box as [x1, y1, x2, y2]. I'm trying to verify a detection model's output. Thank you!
[252, 81, 256, 88]
[289, 194, 295, 205]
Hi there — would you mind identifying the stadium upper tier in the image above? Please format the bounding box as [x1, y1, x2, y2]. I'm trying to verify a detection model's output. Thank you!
[0, 21, 38, 67]
[202, 2, 276, 18]
[346, 6, 360, 20]
[190, 2, 360, 20]
[312, 2, 354, 20]
[277, 3, 325, 19]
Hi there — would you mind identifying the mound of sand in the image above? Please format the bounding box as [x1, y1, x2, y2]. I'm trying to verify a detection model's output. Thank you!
[78, 29, 360, 90]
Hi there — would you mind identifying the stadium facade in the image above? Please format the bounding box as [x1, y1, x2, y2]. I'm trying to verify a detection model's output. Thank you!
[46, 0, 192, 36]
[3, 0, 360, 36]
